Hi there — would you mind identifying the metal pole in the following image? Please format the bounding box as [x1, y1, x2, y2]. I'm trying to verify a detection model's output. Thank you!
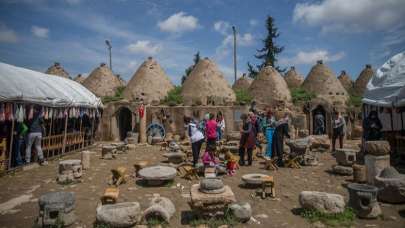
[8, 119, 15, 170]
[232, 26, 237, 84]
[109, 47, 112, 72]
[105, 40, 112, 72]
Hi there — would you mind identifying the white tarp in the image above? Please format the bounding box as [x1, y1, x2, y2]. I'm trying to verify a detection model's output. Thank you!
[363, 51, 405, 107]
[0, 62, 102, 108]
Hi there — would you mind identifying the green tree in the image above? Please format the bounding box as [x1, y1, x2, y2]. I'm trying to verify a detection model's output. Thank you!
[247, 62, 258, 79]
[181, 51, 200, 84]
[248, 16, 285, 78]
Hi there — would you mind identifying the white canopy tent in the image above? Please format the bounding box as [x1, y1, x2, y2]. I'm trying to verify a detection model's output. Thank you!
[0, 62, 102, 108]
[363, 51, 405, 107]
[362, 51, 405, 132]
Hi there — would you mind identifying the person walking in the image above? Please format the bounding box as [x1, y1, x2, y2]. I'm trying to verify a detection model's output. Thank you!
[363, 111, 382, 141]
[272, 113, 291, 166]
[184, 116, 205, 166]
[205, 113, 217, 147]
[314, 111, 325, 135]
[216, 112, 225, 141]
[332, 111, 346, 151]
[238, 113, 255, 166]
[25, 106, 46, 165]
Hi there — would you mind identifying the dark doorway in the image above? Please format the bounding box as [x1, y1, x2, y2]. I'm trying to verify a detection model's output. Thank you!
[313, 105, 326, 135]
[118, 107, 132, 141]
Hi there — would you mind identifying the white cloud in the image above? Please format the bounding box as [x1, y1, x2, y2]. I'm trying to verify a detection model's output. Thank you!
[279, 50, 345, 66]
[293, 0, 405, 33]
[214, 21, 230, 35]
[158, 12, 198, 33]
[0, 23, 18, 43]
[127, 40, 161, 55]
[222, 33, 254, 47]
[31, 26, 49, 38]
[249, 19, 258, 27]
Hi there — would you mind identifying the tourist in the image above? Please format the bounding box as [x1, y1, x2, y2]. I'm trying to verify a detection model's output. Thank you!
[363, 110, 382, 141]
[264, 109, 277, 158]
[205, 113, 217, 147]
[249, 112, 262, 156]
[202, 143, 218, 167]
[216, 111, 225, 141]
[239, 113, 255, 166]
[184, 116, 205, 166]
[13, 122, 28, 166]
[314, 111, 325, 135]
[332, 111, 346, 151]
[25, 106, 46, 165]
[272, 113, 290, 166]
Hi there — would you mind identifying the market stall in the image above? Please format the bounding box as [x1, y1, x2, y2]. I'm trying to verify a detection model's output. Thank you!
[0, 62, 102, 172]
[362, 51, 405, 165]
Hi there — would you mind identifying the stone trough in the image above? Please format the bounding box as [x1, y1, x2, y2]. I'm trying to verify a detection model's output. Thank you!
[374, 167, 405, 203]
[138, 165, 177, 186]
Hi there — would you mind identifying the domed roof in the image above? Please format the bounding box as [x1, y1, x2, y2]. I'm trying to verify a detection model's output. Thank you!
[45, 62, 70, 78]
[232, 73, 252, 90]
[82, 63, 122, 97]
[302, 60, 349, 105]
[337, 70, 354, 92]
[74, 74, 86, 84]
[284, 66, 304, 89]
[354, 64, 374, 97]
[249, 65, 292, 107]
[181, 58, 236, 105]
[122, 57, 174, 104]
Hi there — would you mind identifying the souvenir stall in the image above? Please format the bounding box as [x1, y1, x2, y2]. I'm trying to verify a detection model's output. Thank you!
[362, 51, 405, 165]
[0, 62, 102, 172]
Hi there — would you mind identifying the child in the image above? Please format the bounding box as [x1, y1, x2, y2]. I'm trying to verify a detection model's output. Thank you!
[205, 113, 217, 147]
[202, 143, 217, 167]
[225, 151, 239, 176]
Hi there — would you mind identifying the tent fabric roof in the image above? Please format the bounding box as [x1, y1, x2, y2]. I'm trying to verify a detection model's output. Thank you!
[0, 62, 102, 108]
[363, 51, 405, 107]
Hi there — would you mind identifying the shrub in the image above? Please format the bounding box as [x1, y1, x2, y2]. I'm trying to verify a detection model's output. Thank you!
[291, 88, 316, 104]
[162, 86, 183, 106]
[348, 95, 362, 107]
[234, 88, 253, 105]
[102, 86, 126, 104]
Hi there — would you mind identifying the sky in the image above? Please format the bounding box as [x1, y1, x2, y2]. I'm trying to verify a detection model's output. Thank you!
[0, 0, 404, 85]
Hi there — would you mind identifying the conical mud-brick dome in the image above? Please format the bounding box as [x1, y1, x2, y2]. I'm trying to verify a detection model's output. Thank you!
[232, 73, 252, 90]
[249, 66, 292, 107]
[46, 62, 70, 78]
[116, 74, 126, 86]
[182, 58, 236, 105]
[123, 57, 174, 104]
[74, 74, 86, 84]
[82, 63, 122, 97]
[337, 70, 353, 92]
[302, 60, 349, 105]
[284, 66, 304, 89]
[353, 64, 374, 97]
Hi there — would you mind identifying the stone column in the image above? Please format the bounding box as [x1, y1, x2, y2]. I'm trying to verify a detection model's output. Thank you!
[365, 154, 390, 185]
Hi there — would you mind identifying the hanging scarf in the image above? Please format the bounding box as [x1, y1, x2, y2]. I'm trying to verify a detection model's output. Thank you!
[0, 103, 5, 122]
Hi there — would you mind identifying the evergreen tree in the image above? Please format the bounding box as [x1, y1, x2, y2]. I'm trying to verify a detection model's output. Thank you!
[248, 16, 285, 79]
[247, 62, 258, 79]
[181, 51, 200, 84]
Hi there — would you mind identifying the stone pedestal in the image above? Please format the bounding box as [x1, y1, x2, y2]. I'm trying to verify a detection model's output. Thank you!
[57, 160, 82, 184]
[365, 154, 390, 185]
[335, 148, 356, 166]
[190, 184, 236, 215]
[365, 141, 390, 156]
[81, 151, 91, 170]
[37, 192, 76, 227]
[138, 166, 177, 186]
[347, 183, 381, 219]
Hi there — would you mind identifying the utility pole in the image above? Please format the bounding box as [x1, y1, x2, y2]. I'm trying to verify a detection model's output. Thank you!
[105, 40, 112, 71]
[232, 26, 237, 84]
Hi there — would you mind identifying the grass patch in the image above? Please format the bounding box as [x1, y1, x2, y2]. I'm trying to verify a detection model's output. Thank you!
[291, 87, 316, 104]
[300, 208, 355, 227]
[102, 86, 126, 104]
[162, 86, 183, 106]
[93, 222, 110, 228]
[234, 88, 253, 105]
[146, 217, 168, 227]
[189, 210, 238, 228]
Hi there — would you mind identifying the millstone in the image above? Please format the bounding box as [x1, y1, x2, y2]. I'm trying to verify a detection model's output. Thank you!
[199, 178, 225, 194]
[241, 173, 270, 185]
[138, 166, 177, 185]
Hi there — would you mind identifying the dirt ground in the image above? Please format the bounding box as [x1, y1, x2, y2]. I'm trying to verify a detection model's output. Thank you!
[0, 140, 404, 228]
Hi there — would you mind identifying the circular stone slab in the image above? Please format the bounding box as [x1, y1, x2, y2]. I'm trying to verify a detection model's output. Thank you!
[138, 166, 177, 181]
[241, 174, 271, 185]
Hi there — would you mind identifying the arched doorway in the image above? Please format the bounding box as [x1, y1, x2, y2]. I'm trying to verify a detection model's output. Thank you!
[312, 105, 326, 135]
[117, 107, 132, 141]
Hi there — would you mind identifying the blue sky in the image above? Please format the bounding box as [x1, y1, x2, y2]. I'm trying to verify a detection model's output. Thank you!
[0, 0, 404, 85]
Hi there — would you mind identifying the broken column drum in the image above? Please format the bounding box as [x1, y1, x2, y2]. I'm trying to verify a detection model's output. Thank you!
[81, 150, 91, 170]
[143, 196, 176, 223]
[57, 159, 82, 184]
[138, 165, 176, 186]
[37, 192, 76, 227]
[347, 183, 381, 219]
[352, 164, 367, 183]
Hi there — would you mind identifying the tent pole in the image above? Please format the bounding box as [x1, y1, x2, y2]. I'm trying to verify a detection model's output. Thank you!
[62, 111, 68, 154]
[90, 110, 95, 145]
[8, 119, 15, 171]
[79, 117, 83, 150]
[48, 114, 53, 158]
